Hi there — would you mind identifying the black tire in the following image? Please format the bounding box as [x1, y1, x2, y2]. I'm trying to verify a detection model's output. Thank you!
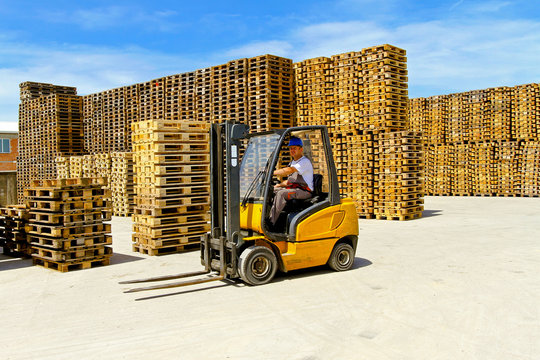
[328, 243, 355, 271]
[238, 246, 278, 286]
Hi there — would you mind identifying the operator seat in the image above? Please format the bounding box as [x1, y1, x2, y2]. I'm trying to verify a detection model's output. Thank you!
[284, 173, 326, 233]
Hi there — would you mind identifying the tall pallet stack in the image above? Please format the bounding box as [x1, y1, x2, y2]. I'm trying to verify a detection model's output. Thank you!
[470, 142, 495, 195]
[409, 82, 539, 196]
[424, 95, 447, 144]
[293, 44, 420, 220]
[346, 132, 374, 217]
[361, 45, 409, 132]
[0, 205, 30, 256]
[494, 141, 520, 195]
[447, 93, 468, 143]
[332, 52, 362, 130]
[520, 142, 540, 196]
[25, 178, 112, 272]
[409, 97, 426, 134]
[124, 84, 139, 150]
[468, 90, 489, 142]
[512, 84, 539, 140]
[132, 120, 211, 255]
[248, 55, 294, 131]
[428, 144, 452, 195]
[452, 143, 471, 195]
[375, 131, 424, 220]
[488, 87, 512, 141]
[166, 72, 197, 122]
[294, 57, 333, 127]
[110, 152, 135, 216]
[18, 85, 84, 203]
[226, 59, 249, 124]
[195, 68, 212, 123]
[19, 82, 76, 101]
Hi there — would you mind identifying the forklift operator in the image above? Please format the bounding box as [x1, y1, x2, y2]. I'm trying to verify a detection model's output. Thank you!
[269, 136, 314, 226]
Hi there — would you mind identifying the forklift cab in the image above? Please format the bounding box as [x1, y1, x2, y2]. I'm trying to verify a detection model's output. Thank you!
[239, 126, 341, 242]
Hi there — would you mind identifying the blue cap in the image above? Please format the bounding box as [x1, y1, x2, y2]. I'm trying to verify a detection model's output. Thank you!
[288, 137, 303, 147]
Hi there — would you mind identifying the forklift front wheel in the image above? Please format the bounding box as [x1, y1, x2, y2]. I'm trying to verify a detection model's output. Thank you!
[328, 243, 355, 271]
[238, 246, 278, 286]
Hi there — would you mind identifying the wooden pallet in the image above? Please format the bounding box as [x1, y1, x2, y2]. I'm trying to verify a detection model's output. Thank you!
[33, 255, 111, 272]
[132, 242, 199, 256]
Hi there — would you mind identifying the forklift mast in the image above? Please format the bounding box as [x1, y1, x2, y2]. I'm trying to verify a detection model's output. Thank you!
[205, 122, 249, 275]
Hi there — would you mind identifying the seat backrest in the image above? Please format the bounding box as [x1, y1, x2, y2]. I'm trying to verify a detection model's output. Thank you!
[312, 174, 323, 197]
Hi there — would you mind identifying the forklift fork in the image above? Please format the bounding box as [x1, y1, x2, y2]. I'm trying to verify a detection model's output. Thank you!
[120, 234, 229, 293]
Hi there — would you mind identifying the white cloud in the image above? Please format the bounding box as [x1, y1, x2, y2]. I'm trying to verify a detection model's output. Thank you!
[0, 41, 206, 124]
[2, 14, 540, 127]
[41, 6, 180, 31]
[225, 18, 540, 97]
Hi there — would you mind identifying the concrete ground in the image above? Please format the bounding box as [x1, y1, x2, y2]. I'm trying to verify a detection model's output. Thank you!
[1, 196, 539, 360]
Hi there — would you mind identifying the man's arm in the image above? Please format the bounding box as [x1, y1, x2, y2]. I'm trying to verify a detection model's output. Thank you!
[273, 166, 297, 177]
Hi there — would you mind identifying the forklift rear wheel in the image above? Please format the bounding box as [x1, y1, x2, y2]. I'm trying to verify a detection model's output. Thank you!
[238, 246, 278, 286]
[328, 243, 354, 271]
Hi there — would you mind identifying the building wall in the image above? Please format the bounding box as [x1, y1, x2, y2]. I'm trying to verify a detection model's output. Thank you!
[0, 134, 18, 171]
[0, 172, 17, 206]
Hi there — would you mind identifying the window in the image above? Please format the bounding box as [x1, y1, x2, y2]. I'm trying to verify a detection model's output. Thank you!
[0, 138, 10, 153]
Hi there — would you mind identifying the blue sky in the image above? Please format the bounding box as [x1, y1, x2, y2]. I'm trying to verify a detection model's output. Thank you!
[1, 0, 540, 130]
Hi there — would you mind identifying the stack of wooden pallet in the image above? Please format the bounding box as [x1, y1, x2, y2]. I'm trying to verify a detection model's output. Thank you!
[375, 131, 424, 220]
[82, 154, 97, 178]
[409, 82, 539, 196]
[424, 95, 447, 144]
[361, 44, 409, 132]
[512, 84, 539, 140]
[196, 68, 212, 123]
[166, 72, 197, 122]
[520, 141, 540, 196]
[55, 156, 70, 179]
[132, 120, 211, 255]
[494, 141, 520, 196]
[294, 57, 333, 127]
[488, 87, 512, 141]
[25, 178, 112, 272]
[19, 82, 76, 101]
[68, 155, 83, 178]
[427, 144, 452, 195]
[408, 97, 426, 134]
[331, 51, 362, 129]
[446, 93, 468, 143]
[468, 90, 489, 142]
[124, 84, 139, 150]
[470, 142, 495, 195]
[293, 45, 419, 220]
[95, 153, 111, 180]
[452, 144, 471, 195]
[17, 91, 84, 203]
[0, 205, 30, 256]
[248, 55, 294, 130]
[346, 132, 375, 217]
[110, 152, 135, 216]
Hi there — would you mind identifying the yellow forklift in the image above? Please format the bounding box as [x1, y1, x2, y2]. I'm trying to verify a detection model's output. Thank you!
[122, 122, 359, 292]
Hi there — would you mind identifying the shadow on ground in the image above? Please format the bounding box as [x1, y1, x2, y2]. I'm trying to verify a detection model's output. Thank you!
[273, 257, 372, 283]
[128, 257, 373, 301]
[0, 255, 33, 271]
[110, 252, 145, 265]
[422, 209, 443, 218]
